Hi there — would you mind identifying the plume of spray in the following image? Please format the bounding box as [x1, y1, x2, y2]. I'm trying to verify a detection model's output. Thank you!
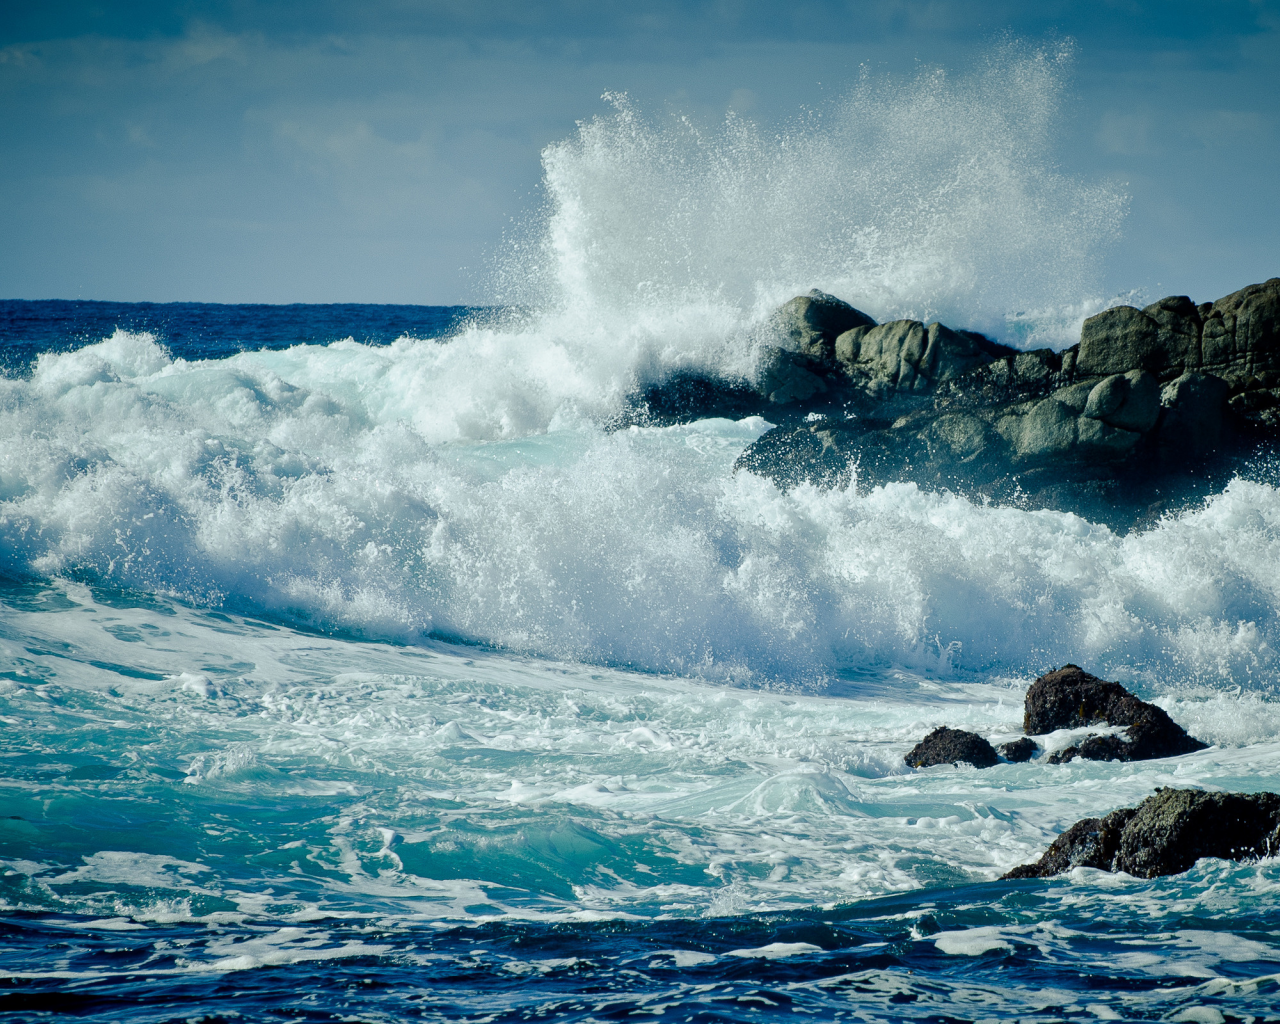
[493, 39, 1128, 358]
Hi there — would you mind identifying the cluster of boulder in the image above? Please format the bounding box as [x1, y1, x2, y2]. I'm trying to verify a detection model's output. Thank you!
[905, 664, 1207, 771]
[629, 278, 1280, 529]
[904, 665, 1280, 880]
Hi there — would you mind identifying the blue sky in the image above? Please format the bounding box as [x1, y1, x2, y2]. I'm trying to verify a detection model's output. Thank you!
[2, 1, 1277, 305]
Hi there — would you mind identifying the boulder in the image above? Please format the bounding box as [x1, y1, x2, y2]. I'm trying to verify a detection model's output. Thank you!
[1002, 788, 1280, 880]
[1076, 299, 1200, 379]
[1024, 665, 1208, 763]
[1082, 370, 1160, 434]
[999, 737, 1039, 762]
[1159, 371, 1230, 453]
[905, 727, 999, 769]
[839, 320, 994, 392]
[1200, 277, 1280, 381]
[755, 347, 830, 405]
[774, 290, 876, 364]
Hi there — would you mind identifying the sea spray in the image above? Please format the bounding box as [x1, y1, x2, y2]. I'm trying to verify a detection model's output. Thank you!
[2, 328, 1279, 686]
[495, 39, 1128, 352]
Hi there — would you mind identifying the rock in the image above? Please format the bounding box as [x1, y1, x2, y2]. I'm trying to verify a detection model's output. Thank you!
[648, 281, 1280, 530]
[629, 372, 768, 426]
[1082, 370, 1160, 434]
[840, 320, 994, 392]
[1076, 299, 1199, 379]
[1200, 277, 1280, 381]
[905, 727, 999, 769]
[999, 737, 1039, 762]
[755, 347, 830, 405]
[1159, 372, 1230, 453]
[1024, 665, 1208, 763]
[1005, 398, 1079, 459]
[774, 290, 876, 364]
[1002, 808, 1135, 879]
[1002, 788, 1280, 880]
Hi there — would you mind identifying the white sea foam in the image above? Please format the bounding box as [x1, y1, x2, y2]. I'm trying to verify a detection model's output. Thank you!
[496, 40, 1127, 350]
[1, 337, 1278, 686]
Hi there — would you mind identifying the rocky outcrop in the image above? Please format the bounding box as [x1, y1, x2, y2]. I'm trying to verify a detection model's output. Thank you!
[1002, 788, 1280, 879]
[905, 727, 999, 769]
[1024, 665, 1207, 763]
[628, 278, 1276, 529]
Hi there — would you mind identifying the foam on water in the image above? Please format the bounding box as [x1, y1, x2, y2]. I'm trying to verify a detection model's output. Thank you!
[1, 330, 1278, 687]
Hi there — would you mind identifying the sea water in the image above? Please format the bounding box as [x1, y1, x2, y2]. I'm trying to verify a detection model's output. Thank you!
[4, 45, 1280, 1023]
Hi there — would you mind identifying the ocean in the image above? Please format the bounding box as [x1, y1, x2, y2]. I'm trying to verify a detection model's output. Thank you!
[4, 46, 1280, 1023]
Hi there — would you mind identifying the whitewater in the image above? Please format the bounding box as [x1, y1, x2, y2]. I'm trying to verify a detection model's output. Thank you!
[3, 44, 1280, 1022]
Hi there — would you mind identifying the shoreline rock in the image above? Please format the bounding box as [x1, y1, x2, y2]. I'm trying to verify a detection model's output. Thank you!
[1025, 665, 1207, 763]
[625, 277, 1280, 531]
[1003, 788, 1280, 879]
[998, 737, 1039, 763]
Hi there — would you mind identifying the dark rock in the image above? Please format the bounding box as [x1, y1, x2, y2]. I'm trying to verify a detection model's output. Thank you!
[1076, 300, 1199, 380]
[1002, 788, 1280, 880]
[755, 347, 831, 405]
[627, 372, 768, 426]
[624, 280, 1280, 531]
[905, 727, 999, 769]
[999, 737, 1039, 762]
[1159, 372, 1230, 454]
[1002, 807, 1136, 879]
[1024, 665, 1208, 763]
[774, 290, 876, 364]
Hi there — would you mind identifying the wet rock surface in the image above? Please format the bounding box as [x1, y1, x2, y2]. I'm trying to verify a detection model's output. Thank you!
[1003, 788, 1280, 880]
[999, 737, 1039, 763]
[1025, 665, 1208, 763]
[626, 278, 1280, 530]
[905, 727, 999, 769]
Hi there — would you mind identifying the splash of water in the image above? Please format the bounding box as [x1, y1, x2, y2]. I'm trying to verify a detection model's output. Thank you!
[495, 40, 1127, 350]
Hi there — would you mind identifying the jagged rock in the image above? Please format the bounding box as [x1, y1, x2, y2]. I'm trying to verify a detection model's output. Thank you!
[1002, 788, 1280, 880]
[634, 280, 1280, 528]
[1024, 665, 1208, 763]
[774, 290, 876, 364]
[999, 737, 1039, 762]
[905, 727, 999, 769]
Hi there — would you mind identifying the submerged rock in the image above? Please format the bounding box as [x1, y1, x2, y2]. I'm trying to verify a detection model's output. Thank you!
[905, 727, 999, 769]
[1024, 665, 1207, 763]
[1002, 788, 1280, 880]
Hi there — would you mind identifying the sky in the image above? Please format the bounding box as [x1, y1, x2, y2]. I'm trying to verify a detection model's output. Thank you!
[1, 1, 1278, 306]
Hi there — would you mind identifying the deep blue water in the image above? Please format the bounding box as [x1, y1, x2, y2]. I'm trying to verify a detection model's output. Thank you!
[0, 299, 482, 373]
